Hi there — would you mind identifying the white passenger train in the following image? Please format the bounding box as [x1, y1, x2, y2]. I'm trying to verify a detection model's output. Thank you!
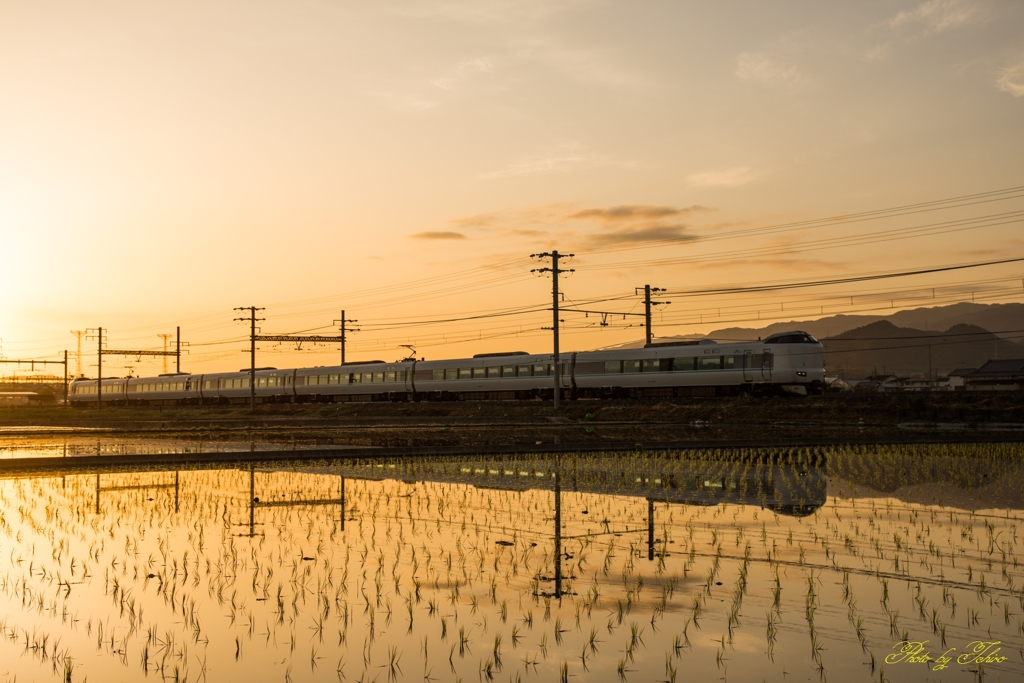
[69, 331, 824, 405]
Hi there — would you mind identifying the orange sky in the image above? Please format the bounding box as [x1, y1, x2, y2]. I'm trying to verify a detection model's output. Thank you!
[2, 0, 1024, 377]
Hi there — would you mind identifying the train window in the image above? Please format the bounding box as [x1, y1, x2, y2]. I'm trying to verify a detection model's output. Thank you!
[624, 360, 640, 373]
[517, 365, 532, 376]
[672, 358, 694, 371]
[502, 366, 515, 377]
[698, 357, 722, 371]
[371, 372, 382, 382]
[385, 371, 396, 382]
[604, 361, 621, 373]
[457, 368, 470, 379]
[533, 364, 548, 376]
[487, 367, 500, 378]
[765, 333, 817, 344]
[432, 370, 444, 380]
[723, 356, 737, 369]
[396, 371, 405, 382]
[445, 369, 458, 380]
[350, 373, 361, 384]
[641, 359, 660, 372]
[471, 367, 484, 379]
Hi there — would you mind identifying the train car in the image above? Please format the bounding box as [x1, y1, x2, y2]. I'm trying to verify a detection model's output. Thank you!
[294, 361, 412, 402]
[412, 352, 572, 401]
[126, 372, 201, 405]
[69, 377, 130, 405]
[199, 368, 296, 404]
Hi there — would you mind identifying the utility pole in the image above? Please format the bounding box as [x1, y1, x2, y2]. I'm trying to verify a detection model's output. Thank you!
[635, 285, 670, 346]
[70, 330, 86, 377]
[531, 251, 574, 409]
[87, 327, 105, 410]
[333, 311, 359, 364]
[63, 350, 68, 406]
[176, 326, 182, 374]
[157, 333, 173, 374]
[234, 307, 265, 413]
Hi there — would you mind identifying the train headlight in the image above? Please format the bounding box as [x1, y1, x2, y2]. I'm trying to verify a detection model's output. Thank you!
[797, 371, 807, 377]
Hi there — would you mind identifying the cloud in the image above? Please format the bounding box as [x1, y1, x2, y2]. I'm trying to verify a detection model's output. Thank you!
[568, 205, 708, 223]
[447, 203, 709, 249]
[734, 53, 803, 89]
[586, 225, 697, 247]
[432, 57, 494, 91]
[888, 0, 981, 32]
[996, 60, 1024, 97]
[409, 231, 468, 240]
[686, 167, 757, 188]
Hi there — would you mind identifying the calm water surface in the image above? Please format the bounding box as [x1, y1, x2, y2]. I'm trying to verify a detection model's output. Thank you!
[0, 443, 1022, 682]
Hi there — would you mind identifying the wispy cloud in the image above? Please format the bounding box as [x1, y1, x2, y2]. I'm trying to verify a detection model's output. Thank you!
[888, 0, 981, 32]
[389, 0, 593, 24]
[996, 59, 1024, 97]
[409, 231, 468, 240]
[735, 53, 804, 89]
[686, 167, 757, 189]
[480, 144, 597, 179]
[432, 57, 495, 91]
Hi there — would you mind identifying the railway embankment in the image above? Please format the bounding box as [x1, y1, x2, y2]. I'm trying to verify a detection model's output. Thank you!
[1, 393, 1022, 433]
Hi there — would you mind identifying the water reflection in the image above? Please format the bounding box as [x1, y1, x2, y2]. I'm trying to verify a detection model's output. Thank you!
[0, 444, 1020, 683]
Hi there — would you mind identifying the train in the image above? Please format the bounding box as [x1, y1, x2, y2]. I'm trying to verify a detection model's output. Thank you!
[69, 330, 824, 405]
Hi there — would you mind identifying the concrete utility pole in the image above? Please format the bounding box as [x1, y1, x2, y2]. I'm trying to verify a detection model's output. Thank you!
[636, 285, 670, 346]
[176, 326, 182, 374]
[531, 251, 574, 409]
[333, 311, 359, 364]
[234, 307, 265, 413]
[93, 327, 104, 410]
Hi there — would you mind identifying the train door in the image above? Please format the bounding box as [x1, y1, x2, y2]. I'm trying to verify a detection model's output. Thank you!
[761, 351, 773, 381]
[743, 351, 755, 382]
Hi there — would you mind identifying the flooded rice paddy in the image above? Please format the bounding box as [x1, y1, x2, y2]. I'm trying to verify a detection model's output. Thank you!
[0, 443, 1022, 682]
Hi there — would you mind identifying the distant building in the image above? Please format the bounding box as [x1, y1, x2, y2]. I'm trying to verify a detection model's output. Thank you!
[0, 391, 38, 405]
[825, 377, 855, 391]
[964, 359, 1024, 391]
[947, 368, 976, 391]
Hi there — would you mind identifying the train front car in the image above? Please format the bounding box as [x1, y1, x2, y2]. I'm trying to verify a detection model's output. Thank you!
[760, 331, 825, 395]
[572, 330, 824, 397]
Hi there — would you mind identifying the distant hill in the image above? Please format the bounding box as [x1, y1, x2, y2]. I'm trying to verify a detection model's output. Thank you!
[822, 321, 1024, 378]
[704, 303, 1024, 342]
[598, 301, 1024, 377]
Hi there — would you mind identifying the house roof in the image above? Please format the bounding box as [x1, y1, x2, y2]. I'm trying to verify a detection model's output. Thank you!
[967, 359, 1024, 378]
[947, 368, 976, 377]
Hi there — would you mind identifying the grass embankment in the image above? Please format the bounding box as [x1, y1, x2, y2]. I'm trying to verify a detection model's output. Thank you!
[2, 392, 1022, 430]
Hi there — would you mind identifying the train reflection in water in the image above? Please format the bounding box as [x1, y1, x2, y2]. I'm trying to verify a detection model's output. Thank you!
[266, 452, 827, 596]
